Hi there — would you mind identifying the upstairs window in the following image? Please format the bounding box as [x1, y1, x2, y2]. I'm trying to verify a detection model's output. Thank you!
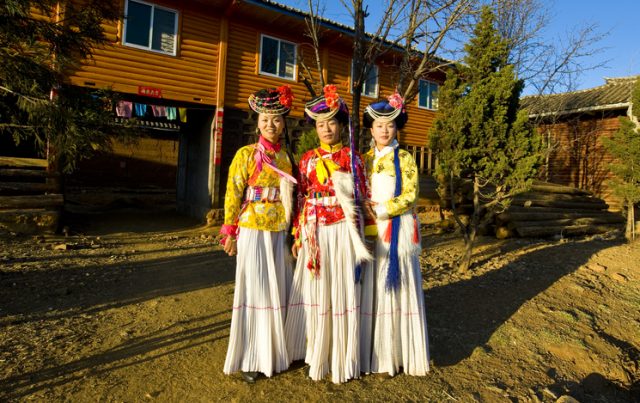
[259, 35, 297, 80]
[418, 79, 439, 110]
[352, 61, 378, 98]
[123, 0, 178, 56]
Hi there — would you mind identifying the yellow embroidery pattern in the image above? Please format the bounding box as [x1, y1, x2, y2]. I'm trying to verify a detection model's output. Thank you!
[223, 144, 293, 231]
[365, 148, 419, 217]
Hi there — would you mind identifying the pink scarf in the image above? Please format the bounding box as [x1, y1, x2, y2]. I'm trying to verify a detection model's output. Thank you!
[254, 136, 297, 183]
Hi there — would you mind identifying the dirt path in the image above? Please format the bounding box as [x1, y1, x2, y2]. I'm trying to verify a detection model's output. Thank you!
[1, 211, 638, 402]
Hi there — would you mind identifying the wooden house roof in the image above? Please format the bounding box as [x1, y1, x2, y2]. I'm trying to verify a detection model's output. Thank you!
[521, 76, 637, 118]
[230, 0, 453, 65]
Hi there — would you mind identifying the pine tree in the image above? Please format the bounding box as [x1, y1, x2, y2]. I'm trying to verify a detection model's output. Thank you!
[602, 77, 640, 241]
[294, 128, 320, 161]
[430, 6, 543, 271]
[0, 0, 132, 173]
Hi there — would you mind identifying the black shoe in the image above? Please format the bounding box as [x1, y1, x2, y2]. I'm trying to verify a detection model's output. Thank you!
[241, 371, 258, 384]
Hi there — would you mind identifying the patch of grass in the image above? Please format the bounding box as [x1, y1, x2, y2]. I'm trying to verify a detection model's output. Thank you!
[552, 310, 578, 323]
[488, 324, 521, 348]
[574, 308, 595, 322]
[488, 330, 510, 348]
[538, 328, 565, 345]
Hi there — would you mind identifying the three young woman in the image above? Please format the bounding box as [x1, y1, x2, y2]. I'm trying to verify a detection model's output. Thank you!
[221, 85, 429, 383]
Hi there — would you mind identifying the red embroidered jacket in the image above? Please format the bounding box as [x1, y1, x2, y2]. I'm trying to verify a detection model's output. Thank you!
[293, 143, 373, 240]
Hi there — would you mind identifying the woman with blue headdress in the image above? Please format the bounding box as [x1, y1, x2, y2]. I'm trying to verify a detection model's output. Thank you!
[362, 92, 430, 377]
[284, 85, 375, 384]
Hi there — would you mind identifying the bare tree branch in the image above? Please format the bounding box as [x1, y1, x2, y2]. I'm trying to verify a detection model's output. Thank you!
[305, 0, 325, 90]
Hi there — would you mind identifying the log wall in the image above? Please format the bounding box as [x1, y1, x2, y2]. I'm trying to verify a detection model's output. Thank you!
[536, 113, 624, 210]
[68, 0, 220, 105]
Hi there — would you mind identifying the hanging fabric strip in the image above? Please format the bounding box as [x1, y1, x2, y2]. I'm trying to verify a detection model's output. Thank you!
[151, 105, 167, 117]
[166, 107, 177, 121]
[386, 146, 402, 292]
[134, 103, 147, 117]
[178, 107, 187, 123]
[116, 101, 132, 118]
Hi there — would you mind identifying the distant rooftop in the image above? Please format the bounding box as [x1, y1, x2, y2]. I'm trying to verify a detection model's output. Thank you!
[521, 76, 637, 118]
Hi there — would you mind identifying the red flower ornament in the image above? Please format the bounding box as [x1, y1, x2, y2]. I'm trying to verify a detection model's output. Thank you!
[323, 85, 340, 110]
[277, 85, 294, 108]
[388, 91, 404, 109]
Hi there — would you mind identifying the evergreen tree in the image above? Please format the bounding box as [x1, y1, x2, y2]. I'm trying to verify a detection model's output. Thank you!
[602, 77, 640, 241]
[430, 6, 542, 271]
[294, 128, 320, 161]
[0, 0, 132, 173]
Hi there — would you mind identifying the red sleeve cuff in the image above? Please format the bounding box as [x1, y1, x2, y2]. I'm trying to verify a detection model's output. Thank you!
[220, 224, 239, 246]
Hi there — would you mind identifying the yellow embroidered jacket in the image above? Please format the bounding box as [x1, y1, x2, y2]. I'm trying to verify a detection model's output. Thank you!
[223, 142, 293, 233]
[364, 146, 419, 220]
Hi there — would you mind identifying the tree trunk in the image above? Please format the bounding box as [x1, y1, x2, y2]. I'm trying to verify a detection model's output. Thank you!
[458, 176, 480, 272]
[350, 1, 365, 148]
[626, 197, 635, 241]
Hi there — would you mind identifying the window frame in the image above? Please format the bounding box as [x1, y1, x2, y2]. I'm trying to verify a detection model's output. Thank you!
[258, 34, 298, 81]
[417, 79, 439, 110]
[122, 0, 179, 56]
[351, 61, 379, 98]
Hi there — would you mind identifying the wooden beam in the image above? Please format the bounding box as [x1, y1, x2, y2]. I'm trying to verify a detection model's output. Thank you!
[210, 14, 230, 208]
[0, 157, 47, 169]
[0, 169, 59, 178]
[0, 194, 64, 209]
[515, 224, 620, 238]
[0, 182, 59, 195]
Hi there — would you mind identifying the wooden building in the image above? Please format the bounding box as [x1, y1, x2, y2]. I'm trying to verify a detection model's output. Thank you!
[15, 0, 445, 219]
[521, 76, 638, 211]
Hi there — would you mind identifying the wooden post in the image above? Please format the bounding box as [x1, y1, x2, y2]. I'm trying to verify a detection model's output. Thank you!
[210, 14, 230, 208]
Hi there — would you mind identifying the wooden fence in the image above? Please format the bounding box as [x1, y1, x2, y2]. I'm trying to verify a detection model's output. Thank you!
[400, 145, 436, 175]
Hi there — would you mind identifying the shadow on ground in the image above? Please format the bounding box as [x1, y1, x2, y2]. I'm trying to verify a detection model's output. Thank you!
[63, 209, 203, 236]
[0, 311, 230, 399]
[1, 249, 235, 322]
[425, 237, 624, 367]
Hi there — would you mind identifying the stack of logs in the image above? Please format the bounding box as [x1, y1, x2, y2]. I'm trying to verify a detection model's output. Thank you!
[0, 157, 63, 235]
[496, 181, 624, 238]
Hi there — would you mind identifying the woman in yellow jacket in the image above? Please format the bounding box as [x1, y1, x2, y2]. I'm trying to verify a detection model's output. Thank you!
[221, 86, 297, 383]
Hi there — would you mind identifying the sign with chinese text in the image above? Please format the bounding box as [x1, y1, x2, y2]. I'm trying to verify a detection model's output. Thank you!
[138, 86, 163, 98]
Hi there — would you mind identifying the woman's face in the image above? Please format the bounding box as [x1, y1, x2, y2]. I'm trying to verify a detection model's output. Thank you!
[315, 118, 342, 145]
[258, 113, 285, 144]
[370, 119, 397, 149]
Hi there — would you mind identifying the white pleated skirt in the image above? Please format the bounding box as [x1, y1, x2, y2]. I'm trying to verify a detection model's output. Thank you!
[223, 228, 292, 377]
[369, 216, 430, 376]
[284, 221, 363, 384]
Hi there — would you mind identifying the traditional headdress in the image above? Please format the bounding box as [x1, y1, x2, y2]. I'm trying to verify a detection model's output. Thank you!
[248, 85, 294, 116]
[363, 91, 408, 129]
[304, 85, 349, 125]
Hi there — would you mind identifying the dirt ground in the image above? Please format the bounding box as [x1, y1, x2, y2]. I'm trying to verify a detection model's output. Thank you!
[1, 209, 638, 402]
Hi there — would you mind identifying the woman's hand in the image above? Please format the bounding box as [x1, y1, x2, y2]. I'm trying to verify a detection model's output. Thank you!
[364, 200, 377, 220]
[291, 243, 300, 259]
[223, 237, 237, 256]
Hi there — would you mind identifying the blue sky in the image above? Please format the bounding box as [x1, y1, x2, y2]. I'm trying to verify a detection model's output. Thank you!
[545, 0, 639, 89]
[276, 0, 639, 93]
